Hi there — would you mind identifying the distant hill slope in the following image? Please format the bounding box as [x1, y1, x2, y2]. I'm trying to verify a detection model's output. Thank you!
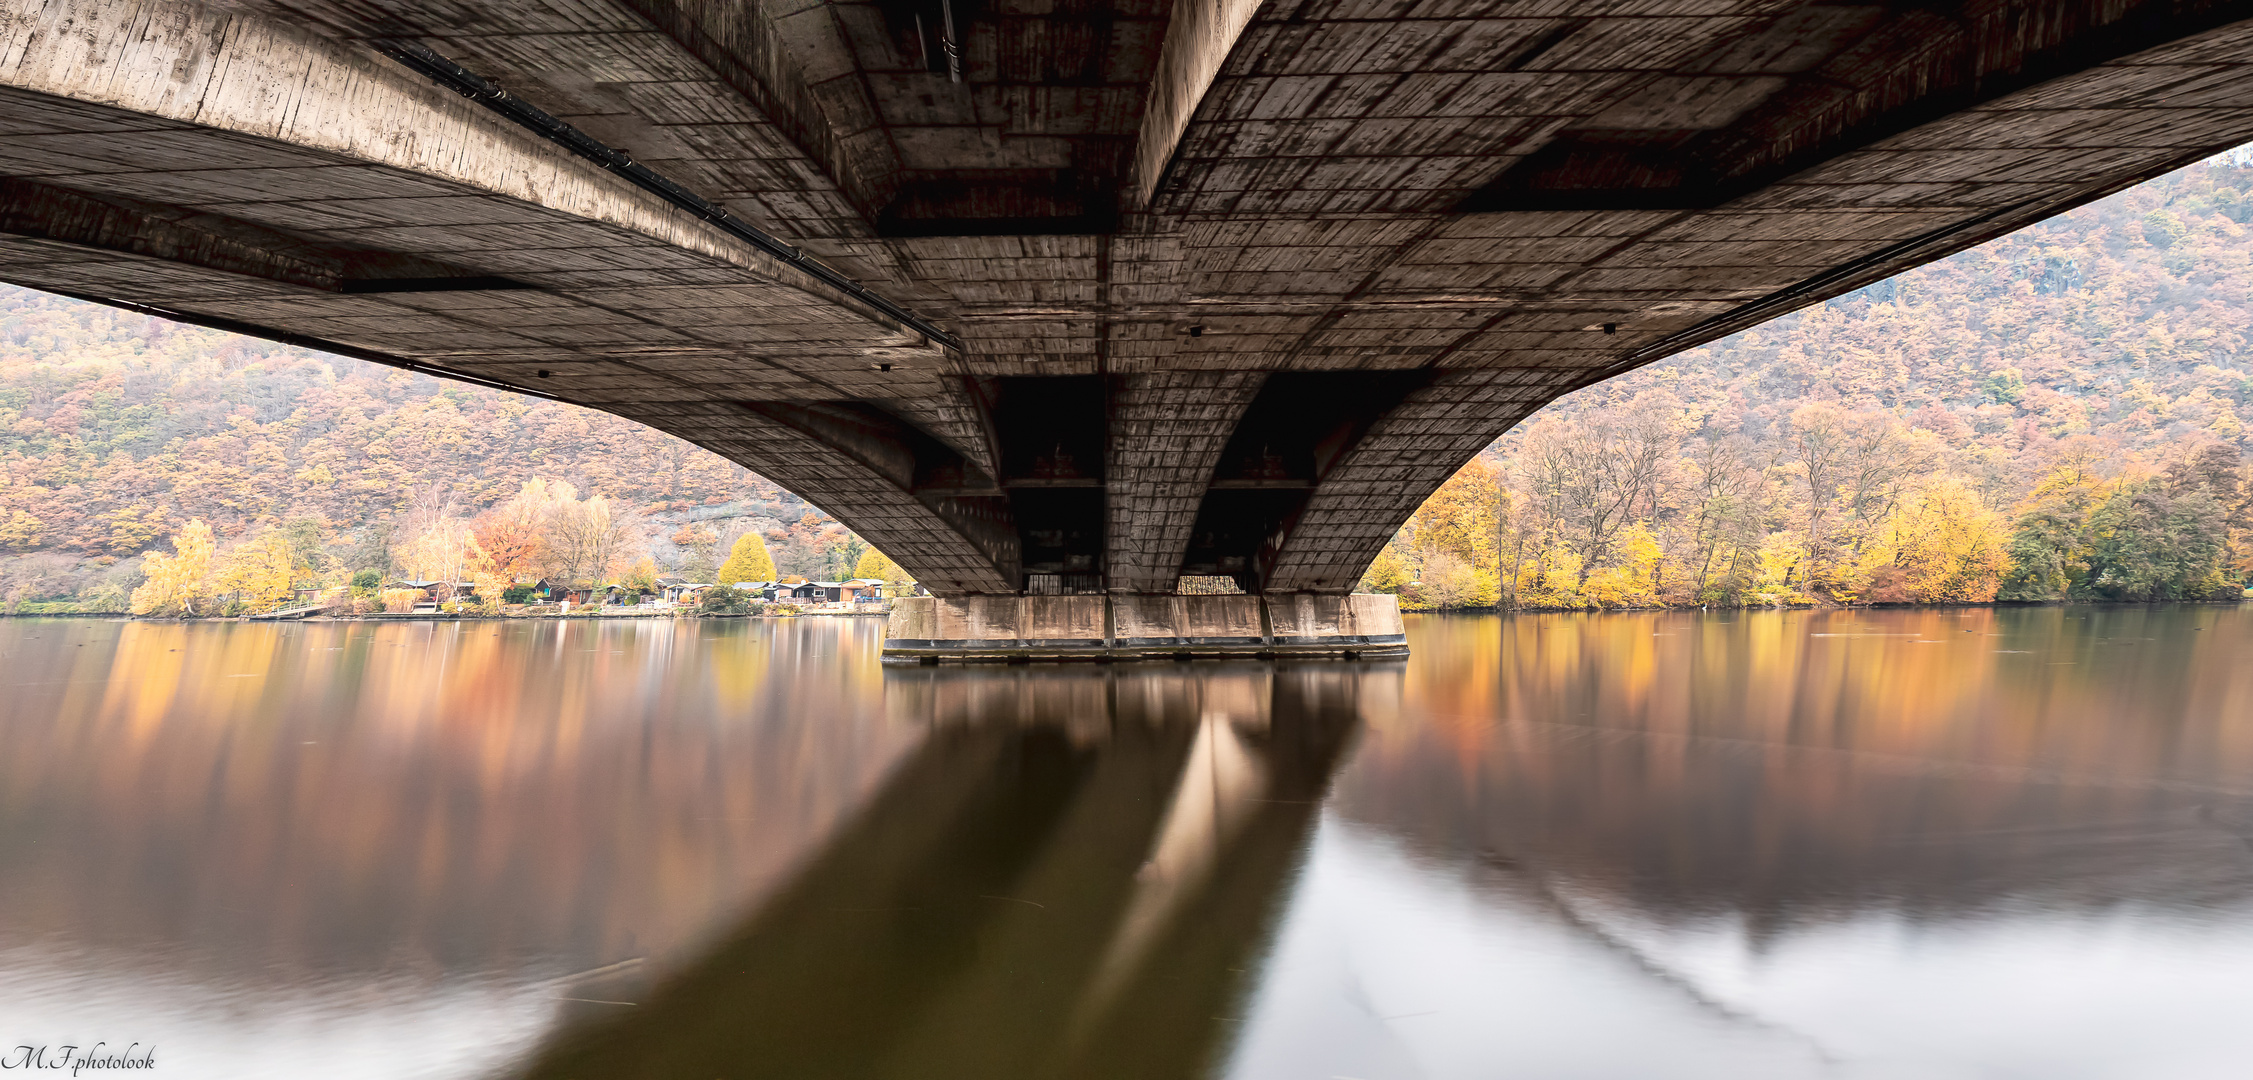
[0, 292, 858, 601]
[1534, 160, 2253, 470]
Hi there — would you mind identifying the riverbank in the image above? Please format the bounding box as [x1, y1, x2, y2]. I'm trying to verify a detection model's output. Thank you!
[11, 596, 2251, 620]
[1395, 593, 2253, 614]
[0, 608, 890, 620]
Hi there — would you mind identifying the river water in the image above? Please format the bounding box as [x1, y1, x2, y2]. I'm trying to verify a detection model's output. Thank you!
[1, 606, 2250, 1079]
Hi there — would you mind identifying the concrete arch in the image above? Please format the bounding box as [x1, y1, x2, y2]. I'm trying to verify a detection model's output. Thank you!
[13, 0, 2253, 627]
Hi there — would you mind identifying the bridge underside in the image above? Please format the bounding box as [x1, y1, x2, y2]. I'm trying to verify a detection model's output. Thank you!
[8, 0, 2253, 612]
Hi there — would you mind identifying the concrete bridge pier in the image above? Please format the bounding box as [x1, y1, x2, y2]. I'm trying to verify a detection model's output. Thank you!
[880, 594, 1407, 664]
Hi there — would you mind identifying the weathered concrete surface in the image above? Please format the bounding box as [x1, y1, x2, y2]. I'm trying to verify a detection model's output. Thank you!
[882, 593, 1405, 662]
[9, 0, 2253, 601]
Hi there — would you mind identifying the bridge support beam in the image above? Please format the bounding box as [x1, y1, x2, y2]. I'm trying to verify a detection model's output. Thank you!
[880, 593, 1406, 664]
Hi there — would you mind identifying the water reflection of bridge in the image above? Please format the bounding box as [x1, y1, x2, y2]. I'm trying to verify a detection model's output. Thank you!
[519, 664, 1394, 1080]
[13, 613, 2253, 1076]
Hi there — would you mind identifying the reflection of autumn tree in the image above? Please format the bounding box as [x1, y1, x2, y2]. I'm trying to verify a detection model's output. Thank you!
[0, 618, 914, 983]
[1344, 608, 2253, 923]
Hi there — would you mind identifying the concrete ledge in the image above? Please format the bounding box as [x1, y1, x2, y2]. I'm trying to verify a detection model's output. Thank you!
[881, 593, 1407, 664]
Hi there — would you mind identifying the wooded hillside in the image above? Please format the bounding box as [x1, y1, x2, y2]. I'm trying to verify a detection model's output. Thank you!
[0, 294, 867, 608]
[1375, 160, 2253, 609]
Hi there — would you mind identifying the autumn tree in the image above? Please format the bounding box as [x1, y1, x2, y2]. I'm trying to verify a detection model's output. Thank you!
[1998, 446, 2114, 601]
[0, 509, 42, 551]
[396, 514, 480, 585]
[475, 482, 556, 580]
[129, 519, 215, 616]
[1406, 550, 1488, 611]
[717, 531, 776, 584]
[1519, 393, 1677, 589]
[547, 492, 643, 588]
[280, 518, 328, 588]
[2080, 478, 2238, 600]
[218, 531, 300, 612]
[1677, 436, 1770, 605]
[1358, 547, 1410, 594]
[1998, 444, 2246, 603]
[1859, 479, 2009, 603]
[853, 547, 914, 594]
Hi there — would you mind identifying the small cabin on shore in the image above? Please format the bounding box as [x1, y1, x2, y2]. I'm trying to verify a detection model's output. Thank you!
[836, 579, 886, 602]
[663, 580, 713, 605]
[773, 581, 823, 603]
[598, 583, 655, 606]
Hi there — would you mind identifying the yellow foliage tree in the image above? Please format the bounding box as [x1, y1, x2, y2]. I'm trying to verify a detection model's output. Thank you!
[217, 532, 298, 612]
[130, 519, 216, 616]
[1402, 550, 1488, 611]
[717, 532, 776, 584]
[1376, 456, 1508, 606]
[397, 515, 479, 585]
[853, 546, 907, 582]
[853, 546, 916, 598]
[1409, 458, 1504, 566]
[1358, 547, 1410, 593]
[1863, 479, 2010, 603]
[1514, 544, 1585, 608]
[466, 543, 510, 615]
[0, 509, 43, 551]
[1582, 523, 1663, 608]
[1751, 532, 1808, 605]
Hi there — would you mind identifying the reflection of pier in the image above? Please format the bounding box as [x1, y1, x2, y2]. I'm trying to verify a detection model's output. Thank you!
[517, 665, 1394, 1080]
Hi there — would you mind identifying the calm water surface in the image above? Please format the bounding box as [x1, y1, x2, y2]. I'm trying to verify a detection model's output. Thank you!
[3, 607, 2251, 1078]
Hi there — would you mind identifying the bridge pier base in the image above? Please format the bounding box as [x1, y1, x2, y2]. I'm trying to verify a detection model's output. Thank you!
[879, 593, 1407, 664]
